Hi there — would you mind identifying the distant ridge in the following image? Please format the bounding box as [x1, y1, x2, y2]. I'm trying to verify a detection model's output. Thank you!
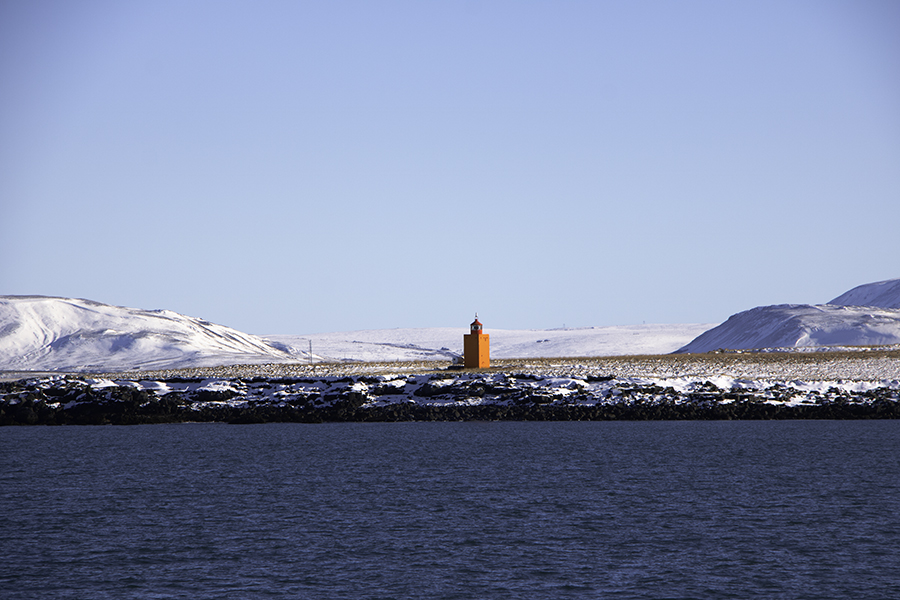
[265, 323, 713, 364]
[677, 278, 900, 353]
[829, 278, 900, 309]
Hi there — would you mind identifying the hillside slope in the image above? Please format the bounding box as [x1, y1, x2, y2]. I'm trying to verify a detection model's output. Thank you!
[676, 304, 900, 353]
[0, 296, 295, 372]
[830, 278, 900, 309]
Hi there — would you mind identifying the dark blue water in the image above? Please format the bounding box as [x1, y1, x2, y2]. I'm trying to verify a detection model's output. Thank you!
[2, 421, 899, 599]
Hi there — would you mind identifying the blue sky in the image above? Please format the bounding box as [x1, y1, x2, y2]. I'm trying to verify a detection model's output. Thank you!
[2, 0, 898, 334]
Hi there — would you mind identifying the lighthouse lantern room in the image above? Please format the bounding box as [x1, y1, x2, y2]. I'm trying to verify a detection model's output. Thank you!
[463, 314, 490, 369]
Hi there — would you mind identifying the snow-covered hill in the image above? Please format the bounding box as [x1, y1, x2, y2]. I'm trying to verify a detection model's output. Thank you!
[829, 278, 900, 309]
[676, 277, 900, 354]
[0, 296, 713, 372]
[0, 296, 296, 372]
[676, 304, 900, 353]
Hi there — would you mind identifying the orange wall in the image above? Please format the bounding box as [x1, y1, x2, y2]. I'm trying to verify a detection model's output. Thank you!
[463, 333, 490, 368]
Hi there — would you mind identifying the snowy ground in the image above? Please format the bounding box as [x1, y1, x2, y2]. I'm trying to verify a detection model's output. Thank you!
[81, 354, 900, 407]
[5, 350, 898, 425]
[81, 372, 895, 409]
[24, 372, 899, 410]
[82, 349, 900, 383]
[5, 349, 898, 424]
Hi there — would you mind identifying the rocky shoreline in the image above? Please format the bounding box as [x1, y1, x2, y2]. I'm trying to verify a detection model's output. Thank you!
[3, 353, 900, 425]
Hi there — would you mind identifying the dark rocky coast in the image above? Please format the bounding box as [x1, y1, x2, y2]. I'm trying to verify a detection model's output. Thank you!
[2, 352, 899, 424]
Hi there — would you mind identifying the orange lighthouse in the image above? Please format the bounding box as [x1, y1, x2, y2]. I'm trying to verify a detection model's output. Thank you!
[463, 314, 490, 368]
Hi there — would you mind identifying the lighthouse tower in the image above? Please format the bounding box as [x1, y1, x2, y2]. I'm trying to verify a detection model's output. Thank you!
[463, 314, 490, 368]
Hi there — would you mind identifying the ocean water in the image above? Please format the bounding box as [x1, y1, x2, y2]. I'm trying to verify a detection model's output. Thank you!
[1, 421, 899, 599]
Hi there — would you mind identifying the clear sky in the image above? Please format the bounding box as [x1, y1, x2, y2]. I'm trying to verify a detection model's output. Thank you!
[2, 0, 898, 334]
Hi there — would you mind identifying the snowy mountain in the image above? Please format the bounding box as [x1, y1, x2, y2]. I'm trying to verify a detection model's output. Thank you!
[0, 296, 713, 372]
[0, 296, 296, 372]
[676, 304, 900, 353]
[829, 278, 900, 309]
[676, 278, 900, 353]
